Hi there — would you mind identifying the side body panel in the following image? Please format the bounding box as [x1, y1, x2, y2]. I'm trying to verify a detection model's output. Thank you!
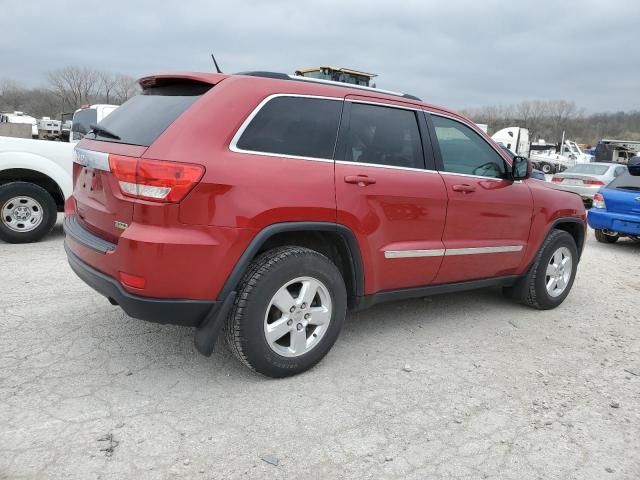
[334, 97, 448, 294]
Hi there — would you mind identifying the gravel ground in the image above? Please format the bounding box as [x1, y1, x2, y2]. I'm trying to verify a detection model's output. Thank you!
[1, 217, 639, 479]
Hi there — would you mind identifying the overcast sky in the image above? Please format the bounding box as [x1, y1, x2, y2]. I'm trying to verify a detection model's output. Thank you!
[2, 0, 638, 112]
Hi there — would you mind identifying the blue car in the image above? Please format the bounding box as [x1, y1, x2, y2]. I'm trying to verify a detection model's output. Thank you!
[588, 163, 640, 243]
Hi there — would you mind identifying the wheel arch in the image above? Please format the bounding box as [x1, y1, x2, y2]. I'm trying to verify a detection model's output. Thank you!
[219, 222, 364, 308]
[551, 218, 586, 256]
[0, 168, 66, 211]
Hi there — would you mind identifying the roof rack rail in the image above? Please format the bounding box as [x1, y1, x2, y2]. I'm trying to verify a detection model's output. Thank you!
[235, 71, 421, 101]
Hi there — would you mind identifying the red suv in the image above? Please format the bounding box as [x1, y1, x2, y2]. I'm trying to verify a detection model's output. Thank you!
[64, 72, 586, 377]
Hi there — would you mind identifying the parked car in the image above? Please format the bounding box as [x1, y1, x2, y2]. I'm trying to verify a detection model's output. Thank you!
[64, 71, 587, 377]
[551, 162, 627, 206]
[0, 105, 117, 243]
[588, 163, 640, 243]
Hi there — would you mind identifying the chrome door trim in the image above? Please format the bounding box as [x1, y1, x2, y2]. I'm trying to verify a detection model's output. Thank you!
[445, 245, 523, 256]
[384, 249, 445, 259]
[384, 245, 523, 259]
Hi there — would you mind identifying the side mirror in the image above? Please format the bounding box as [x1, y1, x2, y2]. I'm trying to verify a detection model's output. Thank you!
[628, 159, 640, 176]
[511, 156, 530, 180]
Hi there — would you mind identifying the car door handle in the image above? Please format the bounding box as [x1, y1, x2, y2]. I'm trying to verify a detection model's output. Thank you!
[344, 175, 376, 186]
[452, 184, 476, 193]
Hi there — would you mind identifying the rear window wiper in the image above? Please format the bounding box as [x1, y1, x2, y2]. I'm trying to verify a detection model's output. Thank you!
[90, 124, 121, 140]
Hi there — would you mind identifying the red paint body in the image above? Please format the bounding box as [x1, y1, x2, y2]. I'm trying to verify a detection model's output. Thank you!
[65, 72, 586, 303]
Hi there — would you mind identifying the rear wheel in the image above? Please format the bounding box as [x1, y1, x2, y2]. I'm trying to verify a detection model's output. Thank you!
[540, 162, 553, 174]
[0, 182, 57, 244]
[594, 229, 619, 244]
[225, 246, 347, 378]
[503, 229, 578, 310]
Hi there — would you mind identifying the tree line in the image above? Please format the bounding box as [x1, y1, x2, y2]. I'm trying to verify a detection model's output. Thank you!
[461, 100, 640, 146]
[2, 67, 639, 146]
[0, 66, 140, 119]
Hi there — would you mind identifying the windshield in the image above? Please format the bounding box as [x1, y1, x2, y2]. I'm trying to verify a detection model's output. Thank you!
[565, 164, 609, 175]
[608, 170, 640, 191]
[71, 108, 97, 139]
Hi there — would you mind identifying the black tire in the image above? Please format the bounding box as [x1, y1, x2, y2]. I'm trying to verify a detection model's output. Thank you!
[594, 229, 619, 244]
[0, 182, 57, 244]
[225, 246, 347, 378]
[540, 163, 553, 174]
[503, 229, 578, 310]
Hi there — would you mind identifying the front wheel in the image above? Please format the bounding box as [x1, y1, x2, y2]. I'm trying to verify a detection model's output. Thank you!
[503, 229, 578, 310]
[594, 229, 619, 244]
[0, 182, 57, 244]
[225, 246, 347, 378]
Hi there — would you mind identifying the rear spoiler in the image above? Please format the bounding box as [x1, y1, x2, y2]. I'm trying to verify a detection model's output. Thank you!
[138, 72, 228, 89]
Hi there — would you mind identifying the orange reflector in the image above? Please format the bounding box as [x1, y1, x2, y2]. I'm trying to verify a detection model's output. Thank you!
[119, 272, 146, 289]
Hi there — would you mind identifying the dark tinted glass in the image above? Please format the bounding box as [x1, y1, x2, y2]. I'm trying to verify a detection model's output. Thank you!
[342, 103, 424, 169]
[609, 170, 640, 189]
[432, 115, 506, 178]
[237, 97, 342, 159]
[86, 82, 210, 146]
[71, 108, 97, 136]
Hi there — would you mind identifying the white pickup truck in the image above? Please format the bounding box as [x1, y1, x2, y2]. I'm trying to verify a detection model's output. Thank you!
[0, 104, 117, 243]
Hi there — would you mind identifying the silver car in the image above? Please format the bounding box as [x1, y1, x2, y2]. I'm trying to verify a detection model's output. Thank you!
[551, 162, 627, 204]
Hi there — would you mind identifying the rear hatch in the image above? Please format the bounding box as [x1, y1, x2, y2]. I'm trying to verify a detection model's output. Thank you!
[72, 79, 213, 243]
[554, 164, 610, 187]
[602, 171, 640, 215]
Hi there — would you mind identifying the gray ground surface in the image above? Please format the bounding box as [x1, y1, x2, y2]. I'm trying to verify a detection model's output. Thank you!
[1, 218, 639, 479]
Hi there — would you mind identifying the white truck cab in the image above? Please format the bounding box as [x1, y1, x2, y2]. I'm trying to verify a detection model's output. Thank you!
[70, 104, 118, 143]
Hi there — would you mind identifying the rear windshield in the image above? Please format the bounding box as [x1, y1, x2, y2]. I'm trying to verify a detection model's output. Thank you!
[86, 82, 211, 146]
[608, 170, 640, 191]
[566, 164, 609, 175]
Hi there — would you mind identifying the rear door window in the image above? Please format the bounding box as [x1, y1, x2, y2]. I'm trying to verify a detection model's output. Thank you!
[339, 102, 424, 169]
[86, 82, 211, 147]
[235, 96, 342, 159]
[431, 115, 506, 178]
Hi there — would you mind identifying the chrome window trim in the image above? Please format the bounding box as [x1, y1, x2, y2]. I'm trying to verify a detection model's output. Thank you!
[438, 171, 506, 182]
[384, 245, 523, 259]
[228, 93, 343, 163]
[348, 98, 421, 112]
[335, 160, 438, 174]
[73, 147, 110, 172]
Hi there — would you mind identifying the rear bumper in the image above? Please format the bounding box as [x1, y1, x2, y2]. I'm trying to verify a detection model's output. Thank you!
[588, 209, 640, 236]
[65, 244, 216, 326]
[554, 184, 600, 200]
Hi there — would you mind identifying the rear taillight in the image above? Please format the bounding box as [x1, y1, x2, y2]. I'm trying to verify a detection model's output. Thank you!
[593, 193, 606, 209]
[583, 179, 605, 186]
[551, 177, 562, 183]
[109, 155, 204, 202]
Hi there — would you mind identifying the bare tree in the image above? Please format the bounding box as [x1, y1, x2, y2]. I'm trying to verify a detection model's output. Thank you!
[47, 66, 100, 110]
[112, 75, 139, 104]
[516, 100, 548, 141]
[547, 100, 577, 143]
[0, 78, 26, 111]
[97, 71, 118, 104]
